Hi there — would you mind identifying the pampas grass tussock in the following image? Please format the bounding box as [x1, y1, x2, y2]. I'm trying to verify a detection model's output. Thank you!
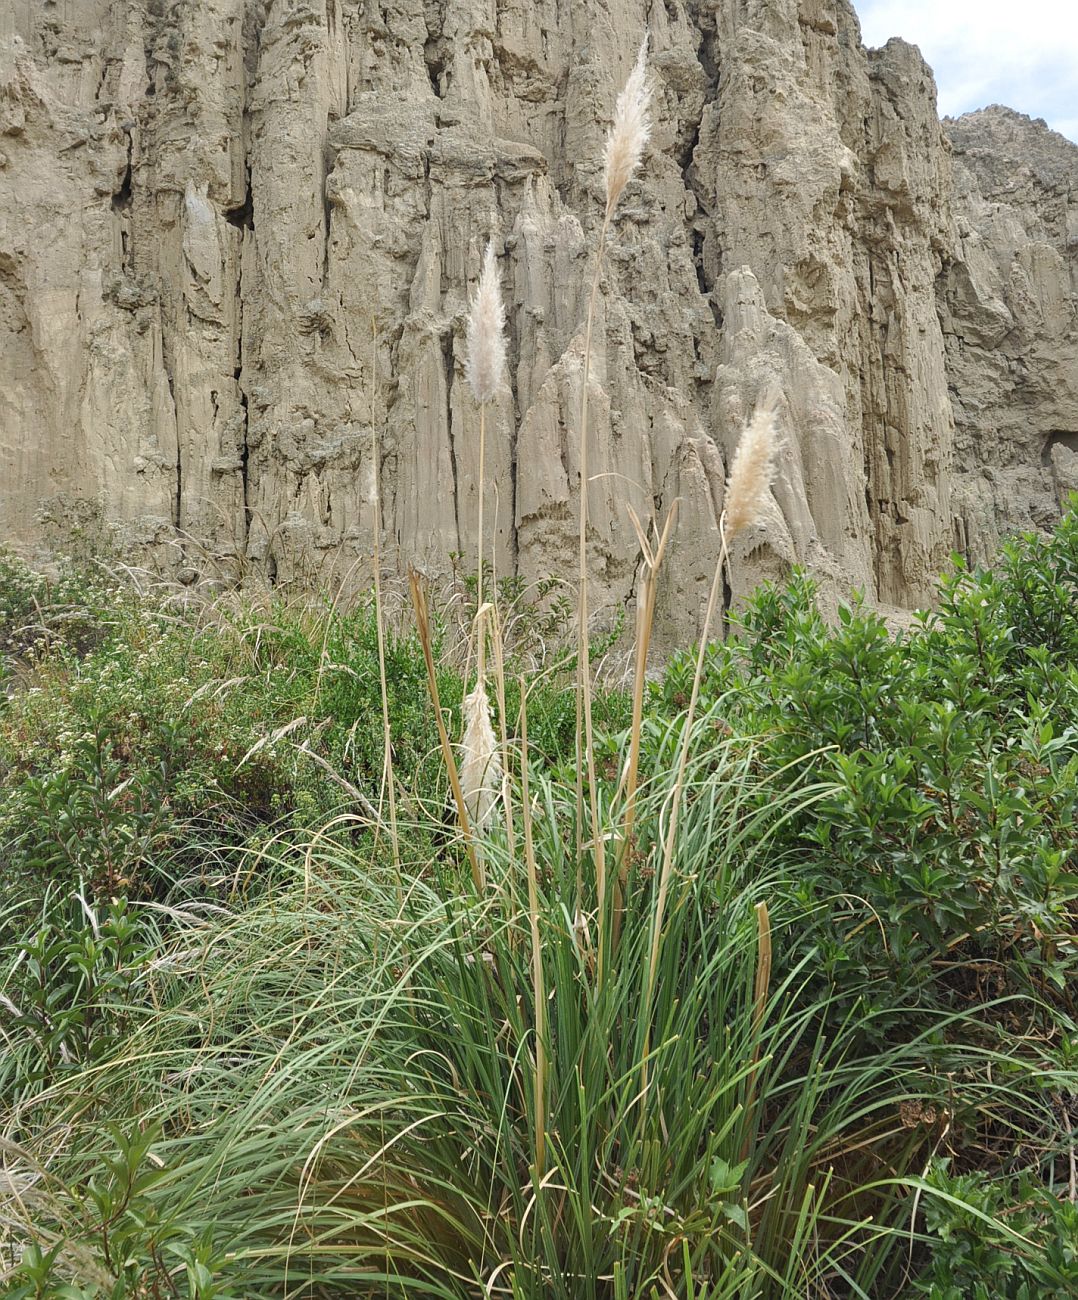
[461, 678, 502, 831]
[577, 34, 652, 984]
[638, 400, 779, 1085]
[603, 38, 651, 215]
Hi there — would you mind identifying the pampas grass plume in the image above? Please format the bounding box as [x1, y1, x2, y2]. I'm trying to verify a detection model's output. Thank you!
[464, 242, 506, 406]
[603, 38, 651, 216]
[724, 404, 778, 540]
[461, 680, 502, 830]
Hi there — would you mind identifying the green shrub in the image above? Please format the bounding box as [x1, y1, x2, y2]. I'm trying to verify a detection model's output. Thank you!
[911, 1160, 1078, 1298]
[5, 1123, 240, 1299]
[1, 566, 630, 903]
[0, 604, 297, 900]
[1, 891, 159, 1097]
[5, 711, 178, 895]
[656, 503, 1078, 1031]
[0, 552, 118, 675]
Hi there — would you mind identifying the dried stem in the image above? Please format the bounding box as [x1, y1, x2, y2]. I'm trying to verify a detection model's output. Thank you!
[741, 901, 773, 1161]
[489, 602, 516, 859]
[640, 404, 777, 1078]
[578, 40, 651, 985]
[613, 502, 677, 956]
[477, 403, 486, 649]
[465, 240, 505, 683]
[752, 901, 773, 1040]
[621, 503, 678, 862]
[642, 513, 730, 1004]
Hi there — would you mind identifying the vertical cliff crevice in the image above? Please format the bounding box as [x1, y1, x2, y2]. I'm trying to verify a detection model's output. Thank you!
[238, 367, 251, 535]
[112, 130, 134, 274]
[168, 360, 181, 531]
[223, 177, 253, 232]
[441, 324, 463, 554]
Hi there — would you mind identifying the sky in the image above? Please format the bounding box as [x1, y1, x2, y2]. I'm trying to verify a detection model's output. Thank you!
[855, 0, 1078, 143]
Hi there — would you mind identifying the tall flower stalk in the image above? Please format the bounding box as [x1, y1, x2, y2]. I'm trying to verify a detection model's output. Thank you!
[518, 678, 547, 1176]
[464, 241, 507, 670]
[369, 319, 399, 878]
[457, 241, 509, 856]
[640, 401, 778, 1085]
[578, 38, 651, 985]
[615, 500, 677, 953]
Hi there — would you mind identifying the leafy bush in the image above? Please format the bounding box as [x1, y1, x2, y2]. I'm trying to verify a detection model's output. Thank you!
[0, 551, 117, 673]
[4, 892, 156, 1092]
[5, 713, 179, 896]
[656, 505, 1078, 1030]
[0, 561, 629, 910]
[5, 1123, 239, 1299]
[0, 598, 296, 901]
[911, 1160, 1078, 1298]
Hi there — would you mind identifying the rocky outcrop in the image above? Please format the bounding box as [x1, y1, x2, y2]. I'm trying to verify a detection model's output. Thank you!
[941, 106, 1078, 564]
[1, 1, 1076, 641]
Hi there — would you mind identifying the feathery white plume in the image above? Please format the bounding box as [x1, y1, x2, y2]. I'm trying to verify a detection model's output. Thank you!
[464, 241, 507, 405]
[603, 38, 651, 216]
[724, 403, 778, 541]
[461, 680, 502, 830]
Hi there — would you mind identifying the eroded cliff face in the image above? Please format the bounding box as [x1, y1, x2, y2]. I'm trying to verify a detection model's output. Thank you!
[942, 106, 1078, 565]
[1, 1, 1076, 640]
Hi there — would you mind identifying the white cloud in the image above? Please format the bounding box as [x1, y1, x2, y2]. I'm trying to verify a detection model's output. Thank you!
[854, 0, 1078, 142]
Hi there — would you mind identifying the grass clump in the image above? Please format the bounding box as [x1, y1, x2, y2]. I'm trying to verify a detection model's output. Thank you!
[2, 688, 1073, 1296]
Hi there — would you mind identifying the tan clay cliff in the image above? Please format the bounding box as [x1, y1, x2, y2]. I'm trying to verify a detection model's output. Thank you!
[1, 1, 1076, 642]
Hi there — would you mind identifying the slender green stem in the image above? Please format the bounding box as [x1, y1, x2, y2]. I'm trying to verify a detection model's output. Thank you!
[370, 319, 399, 879]
[578, 210, 612, 985]
[477, 402, 486, 685]
[519, 678, 546, 1176]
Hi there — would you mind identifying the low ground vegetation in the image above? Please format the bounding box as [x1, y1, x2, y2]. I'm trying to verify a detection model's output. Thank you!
[1, 507, 1076, 1297]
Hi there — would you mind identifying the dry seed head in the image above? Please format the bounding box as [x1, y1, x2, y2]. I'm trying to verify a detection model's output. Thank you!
[464, 242, 507, 405]
[724, 403, 778, 541]
[603, 38, 651, 216]
[461, 680, 502, 830]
